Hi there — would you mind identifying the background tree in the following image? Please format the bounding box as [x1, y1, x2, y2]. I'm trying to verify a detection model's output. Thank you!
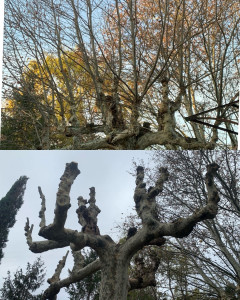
[0, 176, 28, 263]
[2, 0, 239, 150]
[146, 150, 240, 299]
[66, 249, 101, 300]
[24, 161, 220, 299]
[0, 258, 46, 300]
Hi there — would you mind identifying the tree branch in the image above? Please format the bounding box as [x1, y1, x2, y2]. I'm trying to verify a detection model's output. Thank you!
[159, 163, 220, 238]
[38, 162, 80, 241]
[134, 166, 169, 226]
[76, 187, 101, 234]
[42, 259, 102, 300]
[38, 187, 46, 228]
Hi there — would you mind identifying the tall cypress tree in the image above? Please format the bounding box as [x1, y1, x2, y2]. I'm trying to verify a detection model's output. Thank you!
[0, 176, 28, 263]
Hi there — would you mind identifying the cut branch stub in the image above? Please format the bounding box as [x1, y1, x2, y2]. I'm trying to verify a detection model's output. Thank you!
[204, 162, 220, 217]
[160, 163, 220, 238]
[206, 163, 220, 187]
[53, 162, 80, 229]
[147, 167, 169, 199]
[24, 217, 33, 247]
[38, 186, 46, 228]
[25, 217, 70, 253]
[129, 248, 160, 290]
[44, 252, 69, 300]
[77, 196, 88, 228]
[76, 187, 101, 235]
[38, 162, 81, 242]
[47, 251, 69, 285]
[134, 166, 168, 226]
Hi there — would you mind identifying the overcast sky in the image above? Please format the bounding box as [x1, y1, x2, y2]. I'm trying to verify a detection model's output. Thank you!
[0, 150, 153, 299]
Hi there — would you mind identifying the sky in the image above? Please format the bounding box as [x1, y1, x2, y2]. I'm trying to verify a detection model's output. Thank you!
[0, 150, 153, 299]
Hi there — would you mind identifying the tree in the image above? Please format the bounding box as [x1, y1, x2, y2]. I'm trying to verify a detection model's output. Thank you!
[66, 249, 101, 300]
[1, 86, 51, 150]
[0, 257, 46, 300]
[24, 161, 221, 300]
[2, 0, 239, 150]
[148, 151, 240, 299]
[0, 176, 28, 263]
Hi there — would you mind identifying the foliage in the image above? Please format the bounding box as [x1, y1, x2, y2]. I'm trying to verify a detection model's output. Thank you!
[0, 176, 28, 263]
[1, 91, 43, 150]
[3, 0, 239, 149]
[66, 249, 101, 300]
[0, 258, 46, 300]
[127, 289, 158, 300]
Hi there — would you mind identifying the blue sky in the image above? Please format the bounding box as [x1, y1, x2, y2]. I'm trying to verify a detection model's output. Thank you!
[0, 150, 152, 299]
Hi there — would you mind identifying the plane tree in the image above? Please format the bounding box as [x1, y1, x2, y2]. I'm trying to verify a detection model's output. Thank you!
[24, 161, 220, 300]
[3, 0, 239, 150]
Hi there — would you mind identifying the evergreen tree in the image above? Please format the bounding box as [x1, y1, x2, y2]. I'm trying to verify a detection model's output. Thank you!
[0, 257, 45, 300]
[0, 176, 28, 263]
[66, 249, 101, 300]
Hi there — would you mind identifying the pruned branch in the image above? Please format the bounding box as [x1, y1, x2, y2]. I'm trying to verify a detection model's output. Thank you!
[37, 162, 80, 241]
[24, 218, 69, 253]
[129, 248, 160, 290]
[42, 258, 102, 300]
[76, 187, 101, 234]
[134, 166, 169, 225]
[69, 250, 85, 275]
[38, 186, 46, 228]
[47, 251, 69, 285]
[54, 162, 80, 229]
[159, 163, 220, 238]
[24, 217, 33, 247]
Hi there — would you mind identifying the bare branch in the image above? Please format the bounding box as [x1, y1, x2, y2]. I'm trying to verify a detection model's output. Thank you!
[47, 251, 69, 285]
[134, 166, 169, 225]
[24, 218, 69, 253]
[24, 217, 33, 247]
[43, 259, 101, 300]
[38, 186, 46, 228]
[76, 187, 101, 234]
[159, 163, 220, 238]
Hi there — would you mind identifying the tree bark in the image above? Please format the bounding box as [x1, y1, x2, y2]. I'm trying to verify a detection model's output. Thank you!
[99, 255, 130, 300]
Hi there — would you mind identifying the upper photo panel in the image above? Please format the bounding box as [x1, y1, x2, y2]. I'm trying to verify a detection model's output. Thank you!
[1, 0, 239, 150]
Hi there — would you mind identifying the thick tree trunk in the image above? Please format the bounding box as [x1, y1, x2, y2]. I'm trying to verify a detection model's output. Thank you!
[99, 256, 129, 300]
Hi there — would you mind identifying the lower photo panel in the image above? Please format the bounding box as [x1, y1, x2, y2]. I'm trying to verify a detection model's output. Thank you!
[0, 150, 239, 300]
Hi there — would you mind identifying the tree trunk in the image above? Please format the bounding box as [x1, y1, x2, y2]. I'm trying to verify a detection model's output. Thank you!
[41, 125, 50, 149]
[130, 104, 140, 134]
[99, 256, 129, 300]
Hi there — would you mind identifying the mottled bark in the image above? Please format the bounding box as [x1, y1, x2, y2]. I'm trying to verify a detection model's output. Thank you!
[66, 126, 215, 150]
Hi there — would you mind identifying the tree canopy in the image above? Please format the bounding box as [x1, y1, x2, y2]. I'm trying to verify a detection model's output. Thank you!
[146, 150, 240, 299]
[0, 258, 45, 300]
[2, 0, 239, 149]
